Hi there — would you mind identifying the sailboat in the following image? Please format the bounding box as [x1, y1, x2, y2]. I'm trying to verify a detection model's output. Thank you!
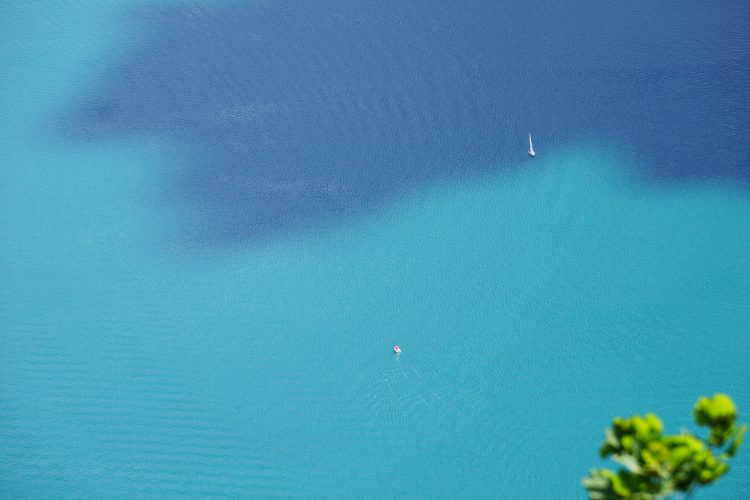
[528, 133, 536, 158]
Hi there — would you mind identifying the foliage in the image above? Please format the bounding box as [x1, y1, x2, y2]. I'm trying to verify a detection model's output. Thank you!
[582, 394, 746, 499]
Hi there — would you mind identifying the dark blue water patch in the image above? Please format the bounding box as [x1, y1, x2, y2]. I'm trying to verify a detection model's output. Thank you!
[65, 0, 750, 243]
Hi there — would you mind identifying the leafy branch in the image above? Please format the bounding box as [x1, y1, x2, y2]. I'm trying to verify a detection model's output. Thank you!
[583, 394, 746, 499]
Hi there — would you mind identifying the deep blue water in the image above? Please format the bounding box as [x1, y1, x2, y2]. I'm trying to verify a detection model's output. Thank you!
[67, 0, 750, 242]
[2, 1, 750, 498]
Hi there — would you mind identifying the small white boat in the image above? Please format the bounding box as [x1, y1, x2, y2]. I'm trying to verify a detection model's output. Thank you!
[528, 133, 536, 158]
[393, 345, 401, 354]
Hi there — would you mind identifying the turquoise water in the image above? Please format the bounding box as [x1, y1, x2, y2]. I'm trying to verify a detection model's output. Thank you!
[2, 2, 750, 498]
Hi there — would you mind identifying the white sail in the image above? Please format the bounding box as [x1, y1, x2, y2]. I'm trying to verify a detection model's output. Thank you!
[528, 133, 536, 157]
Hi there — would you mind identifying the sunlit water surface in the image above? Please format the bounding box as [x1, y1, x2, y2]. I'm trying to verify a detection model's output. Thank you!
[2, 1, 749, 498]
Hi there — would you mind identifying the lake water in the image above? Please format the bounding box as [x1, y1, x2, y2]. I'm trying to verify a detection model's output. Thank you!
[1, 1, 749, 497]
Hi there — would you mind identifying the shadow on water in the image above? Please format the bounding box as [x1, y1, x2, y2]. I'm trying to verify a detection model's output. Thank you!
[65, 0, 750, 244]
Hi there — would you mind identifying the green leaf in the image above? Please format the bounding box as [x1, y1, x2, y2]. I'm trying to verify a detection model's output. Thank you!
[725, 424, 747, 458]
[694, 394, 738, 439]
